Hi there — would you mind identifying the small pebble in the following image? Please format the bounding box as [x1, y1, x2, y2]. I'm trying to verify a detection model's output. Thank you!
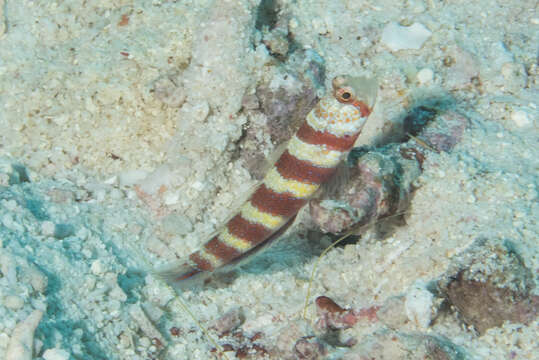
[510, 109, 532, 128]
[104, 176, 118, 185]
[294, 337, 326, 359]
[3, 199, 17, 211]
[163, 191, 180, 205]
[5, 310, 43, 360]
[42, 348, 70, 360]
[416, 68, 433, 85]
[90, 260, 105, 276]
[41, 221, 56, 237]
[139, 337, 151, 348]
[109, 286, 127, 302]
[0, 333, 10, 348]
[0, 253, 17, 284]
[467, 194, 476, 204]
[381, 22, 431, 51]
[3, 295, 24, 310]
[213, 307, 245, 335]
[2, 214, 24, 232]
[118, 332, 133, 349]
[405, 282, 435, 329]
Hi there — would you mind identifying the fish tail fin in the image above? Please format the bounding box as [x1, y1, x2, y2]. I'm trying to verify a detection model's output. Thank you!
[153, 259, 210, 290]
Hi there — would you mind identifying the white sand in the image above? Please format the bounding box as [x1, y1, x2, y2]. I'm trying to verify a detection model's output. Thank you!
[0, 0, 537, 359]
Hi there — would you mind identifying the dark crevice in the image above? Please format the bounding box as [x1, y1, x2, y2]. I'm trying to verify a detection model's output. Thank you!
[255, 0, 279, 31]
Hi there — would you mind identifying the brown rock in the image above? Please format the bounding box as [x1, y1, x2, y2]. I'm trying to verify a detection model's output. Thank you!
[446, 272, 538, 335]
[341, 331, 466, 360]
[212, 307, 245, 336]
[294, 337, 326, 360]
[441, 238, 538, 334]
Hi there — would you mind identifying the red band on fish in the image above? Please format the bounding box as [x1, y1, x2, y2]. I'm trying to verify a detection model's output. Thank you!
[227, 214, 273, 245]
[296, 122, 359, 152]
[352, 100, 371, 117]
[174, 266, 202, 282]
[204, 236, 242, 263]
[250, 184, 307, 218]
[275, 150, 337, 184]
[189, 252, 214, 271]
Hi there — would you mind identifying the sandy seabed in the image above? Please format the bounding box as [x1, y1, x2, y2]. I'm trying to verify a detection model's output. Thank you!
[0, 0, 537, 359]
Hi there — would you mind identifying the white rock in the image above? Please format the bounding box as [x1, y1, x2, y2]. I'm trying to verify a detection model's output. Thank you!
[90, 259, 105, 276]
[191, 180, 205, 192]
[84, 97, 97, 113]
[0, 333, 10, 348]
[3, 295, 24, 310]
[27, 266, 48, 294]
[404, 281, 435, 329]
[103, 175, 118, 185]
[381, 22, 431, 51]
[416, 68, 434, 85]
[42, 348, 70, 360]
[41, 220, 56, 236]
[2, 214, 24, 232]
[510, 109, 532, 128]
[3, 199, 17, 211]
[139, 336, 151, 348]
[84, 275, 96, 291]
[109, 286, 127, 302]
[0, 253, 17, 284]
[5, 310, 43, 360]
[163, 191, 180, 205]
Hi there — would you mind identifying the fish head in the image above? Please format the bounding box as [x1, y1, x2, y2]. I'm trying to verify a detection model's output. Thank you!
[310, 75, 378, 137]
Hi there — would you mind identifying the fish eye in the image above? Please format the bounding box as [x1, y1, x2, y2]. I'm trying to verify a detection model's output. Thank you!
[336, 86, 354, 103]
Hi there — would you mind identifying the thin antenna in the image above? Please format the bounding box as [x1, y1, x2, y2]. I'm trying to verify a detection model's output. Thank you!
[302, 212, 408, 320]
